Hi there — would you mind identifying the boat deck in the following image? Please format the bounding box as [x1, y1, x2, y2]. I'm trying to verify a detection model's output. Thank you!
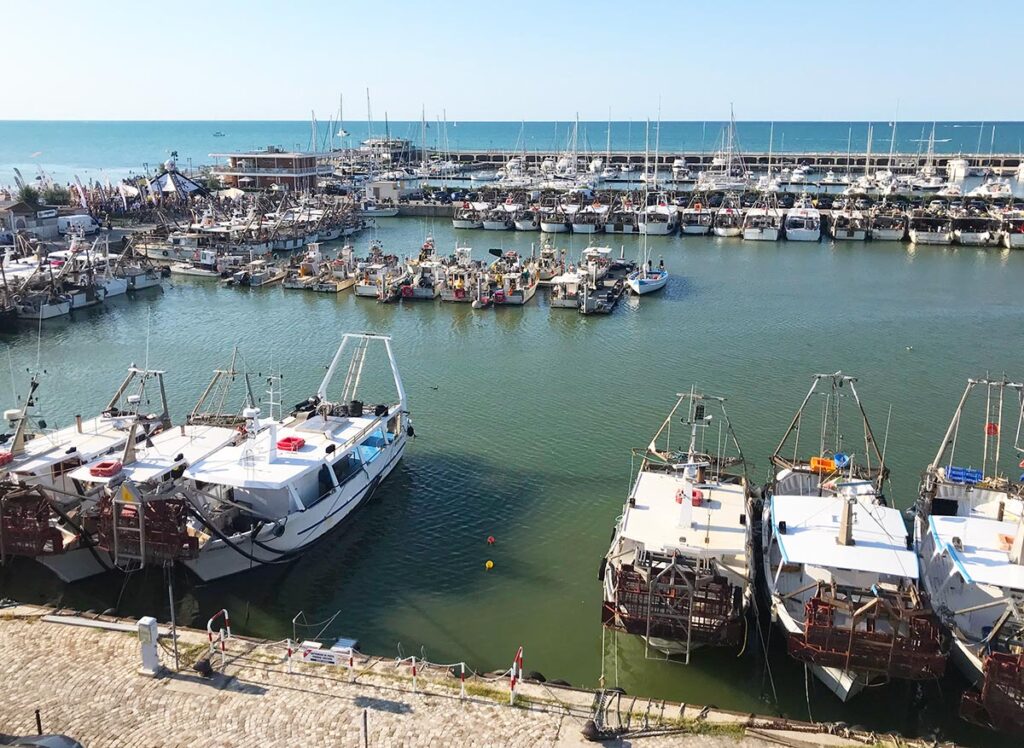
[9, 416, 132, 475]
[770, 494, 917, 578]
[928, 514, 1024, 590]
[620, 470, 748, 558]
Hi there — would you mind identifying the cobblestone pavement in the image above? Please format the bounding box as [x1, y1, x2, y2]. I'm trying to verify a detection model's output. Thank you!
[0, 613, 773, 748]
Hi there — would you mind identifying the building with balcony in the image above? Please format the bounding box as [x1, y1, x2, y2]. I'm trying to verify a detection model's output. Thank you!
[209, 146, 333, 191]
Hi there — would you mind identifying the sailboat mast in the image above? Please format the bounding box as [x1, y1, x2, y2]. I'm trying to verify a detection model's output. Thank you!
[888, 100, 899, 171]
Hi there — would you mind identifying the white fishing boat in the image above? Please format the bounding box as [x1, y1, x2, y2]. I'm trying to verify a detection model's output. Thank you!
[1000, 210, 1024, 249]
[539, 207, 570, 234]
[439, 247, 480, 303]
[353, 243, 405, 297]
[400, 256, 444, 300]
[604, 200, 640, 234]
[571, 203, 608, 234]
[548, 270, 586, 309]
[626, 216, 668, 295]
[679, 194, 713, 236]
[908, 211, 954, 245]
[535, 240, 564, 285]
[487, 251, 538, 306]
[452, 201, 485, 229]
[14, 291, 71, 320]
[915, 378, 1024, 734]
[763, 372, 945, 702]
[513, 209, 540, 232]
[482, 203, 517, 231]
[638, 197, 677, 236]
[712, 194, 743, 238]
[602, 390, 752, 660]
[867, 206, 906, 241]
[784, 194, 821, 242]
[829, 209, 868, 241]
[742, 193, 782, 241]
[180, 333, 410, 581]
[952, 213, 1002, 246]
[223, 259, 285, 288]
[171, 249, 231, 278]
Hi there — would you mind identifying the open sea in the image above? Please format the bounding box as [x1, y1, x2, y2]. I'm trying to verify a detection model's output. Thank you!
[0, 215, 1022, 745]
[2, 120, 1024, 185]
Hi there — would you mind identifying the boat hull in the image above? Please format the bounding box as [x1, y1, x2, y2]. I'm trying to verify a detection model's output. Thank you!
[482, 221, 511, 231]
[870, 228, 905, 242]
[540, 222, 569, 233]
[909, 230, 953, 245]
[955, 231, 1000, 247]
[785, 229, 821, 242]
[452, 220, 482, 229]
[184, 440, 405, 581]
[713, 227, 742, 238]
[743, 227, 779, 241]
[513, 220, 539, 231]
[571, 223, 600, 234]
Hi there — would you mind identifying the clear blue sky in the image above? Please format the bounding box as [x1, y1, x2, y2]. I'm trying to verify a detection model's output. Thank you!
[6, 0, 1021, 121]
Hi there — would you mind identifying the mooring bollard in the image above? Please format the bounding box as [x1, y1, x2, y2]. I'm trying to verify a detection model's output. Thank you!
[460, 662, 466, 700]
[411, 655, 418, 692]
[509, 646, 524, 705]
[34, 709, 42, 736]
[349, 650, 355, 682]
[286, 639, 293, 674]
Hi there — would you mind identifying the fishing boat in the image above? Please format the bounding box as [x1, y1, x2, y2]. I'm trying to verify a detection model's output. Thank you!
[742, 193, 782, 241]
[353, 243, 405, 297]
[535, 240, 564, 285]
[482, 203, 517, 231]
[513, 209, 540, 232]
[314, 245, 358, 293]
[601, 389, 752, 660]
[548, 270, 586, 309]
[908, 210, 954, 245]
[14, 291, 71, 320]
[400, 249, 444, 301]
[571, 203, 608, 234]
[915, 378, 1024, 735]
[604, 199, 640, 234]
[784, 194, 821, 242]
[638, 194, 678, 236]
[452, 202, 485, 230]
[867, 205, 906, 241]
[829, 209, 868, 241]
[222, 259, 285, 287]
[439, 247, 480, 303]
[487, 250, 538, 306]
[712, 194, 743, 238]
[1000, 210, 1024, 249]
[679, 194, 713, 236]
[179, 333, 410, 581]
[952, 212, 1002, 246]
[539, 206, 570, 234]
[762, 372, 945, 701]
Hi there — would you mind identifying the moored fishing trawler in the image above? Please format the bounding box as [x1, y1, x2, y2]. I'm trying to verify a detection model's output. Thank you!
[353, 242, 406, 298]
[908, 210, 954, 245]
[829, 209, 868, 241]
[867, 205, 906, 241]
[741, 193, 781, 242]
[601, 389, 752, 660]
[784, 194, 821, 242]
[679, 194, 713, 236]
[1001, 210, 1024, 249]
[487, 250, 538, 306]
[179, 333, 411, 580]
[712, 194, 743, 238]
[762, 372, 945, 702]
[915, 378, 1024, 735]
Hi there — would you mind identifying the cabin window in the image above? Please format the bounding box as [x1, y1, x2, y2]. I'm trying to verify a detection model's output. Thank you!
[331, 453, 361, 486]
[52, 458, 82, 481]
[358, 429, 388, 464]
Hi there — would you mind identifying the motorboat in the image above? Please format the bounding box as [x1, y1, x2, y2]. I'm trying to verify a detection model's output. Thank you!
[952, 213, 1002, 246]
[742, 193, 782, 241]
[908, 210, 954, 245]
[1000, 210, 1024, 249]
[867, 206, 906, 241]
[712, 194, 743, 238]
[829, 209, 868, 241]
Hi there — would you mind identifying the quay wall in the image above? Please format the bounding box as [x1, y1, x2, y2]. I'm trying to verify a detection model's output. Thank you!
[0, 606, 953, 748]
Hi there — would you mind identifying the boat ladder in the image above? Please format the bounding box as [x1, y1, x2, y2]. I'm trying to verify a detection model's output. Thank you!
[111, 488, 146, 567]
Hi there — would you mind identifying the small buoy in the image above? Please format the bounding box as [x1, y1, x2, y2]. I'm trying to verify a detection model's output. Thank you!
[485, 560, 494, 570]
[487, 535, 495, 545]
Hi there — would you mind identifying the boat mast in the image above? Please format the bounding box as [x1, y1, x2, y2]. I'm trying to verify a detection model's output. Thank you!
[887, 100, 899, 172]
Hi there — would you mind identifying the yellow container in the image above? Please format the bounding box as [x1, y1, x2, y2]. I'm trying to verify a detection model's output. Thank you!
[810, 456, 836, 473]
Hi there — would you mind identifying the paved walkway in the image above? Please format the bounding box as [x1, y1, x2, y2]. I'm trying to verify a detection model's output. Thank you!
[0, 608, 926, 747]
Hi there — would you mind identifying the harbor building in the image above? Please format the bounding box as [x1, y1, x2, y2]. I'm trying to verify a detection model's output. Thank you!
[209, 146, 333, 191]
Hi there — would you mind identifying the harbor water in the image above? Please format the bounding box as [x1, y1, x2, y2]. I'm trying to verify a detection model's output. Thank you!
[1, 220, 1023, 746]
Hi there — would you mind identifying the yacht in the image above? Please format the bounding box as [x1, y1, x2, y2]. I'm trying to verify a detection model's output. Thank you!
[602, 390, 752, 660]
[180, 333, 410, 580]
[915, 378, 1024, 734]
[742, 193, 782, 242]
[967, 178, 1014, 200]
[784, 194, 821, 242]
[712, 194, 743, 238]
[763, 372, 945, 701]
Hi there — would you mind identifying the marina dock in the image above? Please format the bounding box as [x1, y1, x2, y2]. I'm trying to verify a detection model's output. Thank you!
[0, 606, 952, 748]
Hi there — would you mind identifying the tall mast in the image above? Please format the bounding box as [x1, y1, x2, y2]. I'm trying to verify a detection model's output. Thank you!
[887, 100, 899, 171]
[767, 121, 774, 177]
[606, 107, 612, 164]
[653, 101, 661, 191]
[865, 123, 873, 178]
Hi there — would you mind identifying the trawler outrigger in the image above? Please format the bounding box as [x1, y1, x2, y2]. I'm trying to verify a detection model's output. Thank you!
[915, 378, 1024, 735]
[762, 372, 945, 701]
[601, 389, 752, 661]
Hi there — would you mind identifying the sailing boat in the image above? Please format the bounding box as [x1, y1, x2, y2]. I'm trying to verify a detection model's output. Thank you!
[627, 182, 668, 294]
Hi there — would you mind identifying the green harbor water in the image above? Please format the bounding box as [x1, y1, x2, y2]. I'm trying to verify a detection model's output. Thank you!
[1, 220, 1022, 745]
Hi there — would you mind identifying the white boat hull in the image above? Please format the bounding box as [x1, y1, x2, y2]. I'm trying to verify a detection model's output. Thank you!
[17, 300, 70, 320]
[452, 219, 482, 229]
[184, 440, 405, 581]
[513, 220, 539, 231]
[1004, 232, 1024, 249]
[540, 222, 569, 233]
[909, 230, 953, 245]
[639, 223, 674, 236]
[743, 227, 779, 241]
[626, 272, 668, 295]
[681, 224, 712, 235]
[571, 223, 600, 234]
[37, 547, 111, 583]
[482, 221, 511, 231]
[870, 228, 905, 242]
[831, 229, 867, 241]
[604, 223, 639, 234]
[493, 284, 537, 306]
[713, 227, 742, 238]
[101, 278, 129, 298]
[955, 231, 1000, 246]
[354, 284, 380, 297]
[786, 229, 821, 242]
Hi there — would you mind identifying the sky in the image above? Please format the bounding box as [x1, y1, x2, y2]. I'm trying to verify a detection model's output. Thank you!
[3, 1, 1023, 122]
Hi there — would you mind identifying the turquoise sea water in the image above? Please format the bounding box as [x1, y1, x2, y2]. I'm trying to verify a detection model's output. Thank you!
[0, 219, 1022, 745]
[1, 120, 1023, 184]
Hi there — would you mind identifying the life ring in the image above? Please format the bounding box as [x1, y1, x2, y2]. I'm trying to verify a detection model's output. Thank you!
[454, 288, 466, 300]
[401, 285, 414, 297]
[162, 250, 168, 257]
[694, 203, 702, 211]
[493, 290, 505, 303]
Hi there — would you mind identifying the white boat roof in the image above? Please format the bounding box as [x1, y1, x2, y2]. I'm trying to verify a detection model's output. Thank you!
[550, 272, 583, 284]
[184, 414, 379, 490]
[8, 415, 135, 475]
[619, 469, 748, 557]
[929, 515, 1024, 590]
[67, 424, 239, 485]
[770, 493, 917, 578]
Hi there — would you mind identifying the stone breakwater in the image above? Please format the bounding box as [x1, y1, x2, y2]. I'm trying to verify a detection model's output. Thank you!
[0, 606, 952, 748]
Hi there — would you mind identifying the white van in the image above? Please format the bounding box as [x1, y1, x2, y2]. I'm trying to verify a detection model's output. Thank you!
[57, 214, 101, 235]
